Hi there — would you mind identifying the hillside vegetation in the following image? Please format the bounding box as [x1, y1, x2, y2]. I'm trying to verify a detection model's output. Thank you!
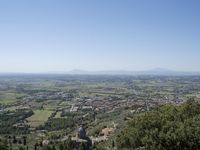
[116, 99, 200, 150]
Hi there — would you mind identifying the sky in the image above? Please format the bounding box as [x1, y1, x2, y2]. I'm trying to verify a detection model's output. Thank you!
[0, 0, 200, 73]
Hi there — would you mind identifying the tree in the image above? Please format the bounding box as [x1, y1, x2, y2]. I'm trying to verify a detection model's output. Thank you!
[18, 139, 22, 145]
[23, 136, 27, 146]
[59, 144, 63, 150]
[18, 146, 25, 150]
[42, 145, 50, 150]
[112, 140, 115, 148]
[0, 141, 8, 150]
[13, 136, 17, 144]
[34, 143, 39, 150]
[52, 145, 56, 150]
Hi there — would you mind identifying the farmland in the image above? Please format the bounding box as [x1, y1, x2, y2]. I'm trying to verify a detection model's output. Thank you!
[0, 75, 200, 149]
[27, 110, 53, 127]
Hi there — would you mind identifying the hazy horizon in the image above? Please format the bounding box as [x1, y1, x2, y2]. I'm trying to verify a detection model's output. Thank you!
[0, 68, 199, 75]
[0, 0, 200, 73]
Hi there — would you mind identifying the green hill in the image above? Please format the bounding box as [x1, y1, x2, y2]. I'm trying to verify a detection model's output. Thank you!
[116, 99, 200, 150]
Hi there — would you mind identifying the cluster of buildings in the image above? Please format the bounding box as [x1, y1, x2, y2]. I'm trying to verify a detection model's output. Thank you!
[22, 91, 74, 101]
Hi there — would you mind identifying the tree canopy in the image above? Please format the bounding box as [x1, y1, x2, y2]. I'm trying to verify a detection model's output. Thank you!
[117, 99, 200, 150]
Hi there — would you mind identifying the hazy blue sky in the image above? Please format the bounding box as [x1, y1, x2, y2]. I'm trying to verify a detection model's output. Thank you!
[0, 0, 200, 73]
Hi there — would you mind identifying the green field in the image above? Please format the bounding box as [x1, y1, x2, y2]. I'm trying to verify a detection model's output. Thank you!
[54, 111, 62, 118]
[0, 92, 17, 104]
[27, 109, 53, 127]
[0, 100, 17, 104]
[0, 91, 27, 105]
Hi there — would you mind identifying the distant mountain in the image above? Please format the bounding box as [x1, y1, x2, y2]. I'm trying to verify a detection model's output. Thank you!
[66, 68, 200, 76]
[0, 68, 199, 76]
[138, 68, 200, 76]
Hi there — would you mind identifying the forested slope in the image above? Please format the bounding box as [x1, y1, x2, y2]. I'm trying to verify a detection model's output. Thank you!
[116, 99, 200, 150]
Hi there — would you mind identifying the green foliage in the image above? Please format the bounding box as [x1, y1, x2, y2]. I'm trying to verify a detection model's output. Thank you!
[0, 141, 8, 150]
[41, 118, 74, 131]
[93, 142, 107, 150]
[0, 110, 33, 134]
[117, 100, 200, 150]
[17, 146, 25, 150]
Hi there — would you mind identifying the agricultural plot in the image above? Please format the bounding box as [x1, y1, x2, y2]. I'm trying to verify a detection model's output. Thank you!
[0, 92, 19, 104]
[54, 111, 62, 118]
[0, 100, 16, 104]
[5, 106, 20, 111]
[27, 109, 53, 127]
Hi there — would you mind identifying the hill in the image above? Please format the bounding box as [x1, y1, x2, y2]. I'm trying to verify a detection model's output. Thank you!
[116, 99, 200, 150]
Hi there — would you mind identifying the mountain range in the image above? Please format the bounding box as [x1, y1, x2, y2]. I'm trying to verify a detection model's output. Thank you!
[66, 68, 200, 76]
[0, 68, 200, 76]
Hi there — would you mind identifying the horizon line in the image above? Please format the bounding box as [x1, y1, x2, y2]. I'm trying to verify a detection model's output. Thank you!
[0, 68, 200, 75]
